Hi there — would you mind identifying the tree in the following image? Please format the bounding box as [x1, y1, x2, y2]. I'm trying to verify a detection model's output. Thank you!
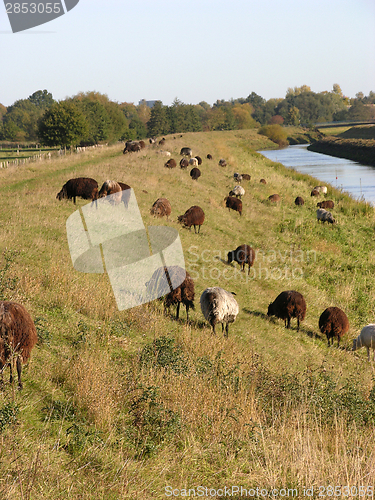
[38, 101, 88, 148]
[4, 99, 42, 141]
[147, 101, 170, 136]
[28, 89, 54, 109]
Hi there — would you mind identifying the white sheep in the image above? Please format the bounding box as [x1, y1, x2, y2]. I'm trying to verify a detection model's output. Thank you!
[189, 157, 198, 166]
[352, 324, 375, 361]
[233, 173, 243, 183]
[317, 208, 335, 224]
[229, 185, 245, 199]
[314, 186, 328, 195]
[200, 287, 239, 337]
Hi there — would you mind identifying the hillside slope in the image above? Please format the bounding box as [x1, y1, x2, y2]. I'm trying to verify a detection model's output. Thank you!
[0, 129, 375, 498]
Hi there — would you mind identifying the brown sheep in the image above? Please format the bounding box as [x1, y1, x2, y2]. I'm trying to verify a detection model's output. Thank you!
[219, 159, 227, 167]
[56, 177, 98, 204]
[190, 167, 201, 180]
[159, 138, 166, 146]
[150, 198, 172, 219]
[227, 244, 255, 274]
[123, 141, 141, 153]
[241, 174, 251, 181]
[268, 194, 281, 203]
[319, 307, 349, 347]
[117, 182, 131, 208]
[98, 180, 122, 205]
[178, 206, 205, 233]
[260, 179, 267, 184]
[180, 158, 189, 169]
[207, 154, 213, 160]
[295, 196, 305, 206]
[311, 189, 320, 197]
[0, 301, 38, 390]
[195, 155, 202, 165]
[164, 159, 177, 169]
[139, 140, 146, 149]
[224, 196, 242, 216]
[317, 200, 334, 209]
[267, 290, 306, 331]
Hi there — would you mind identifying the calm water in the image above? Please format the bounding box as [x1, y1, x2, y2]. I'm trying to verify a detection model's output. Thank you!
[258, 144, 375, 205]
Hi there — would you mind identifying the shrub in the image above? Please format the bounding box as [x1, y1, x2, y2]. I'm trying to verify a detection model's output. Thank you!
[258, 124, 289, 147]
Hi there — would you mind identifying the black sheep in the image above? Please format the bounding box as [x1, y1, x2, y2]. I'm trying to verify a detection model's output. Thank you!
[227, 244, 255, 274]
[56, 177, 98, 204]
[224, 196, 242, 216]
[319, 307, 349, 347]
[190, 167, 201, 180]
[267, 290, 306, 331]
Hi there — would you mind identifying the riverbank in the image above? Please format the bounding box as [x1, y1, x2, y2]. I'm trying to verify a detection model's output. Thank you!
[307, 136, 375, 166]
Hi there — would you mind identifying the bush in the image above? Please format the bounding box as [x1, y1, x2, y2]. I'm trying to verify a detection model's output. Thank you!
[258, 124, 289, 147]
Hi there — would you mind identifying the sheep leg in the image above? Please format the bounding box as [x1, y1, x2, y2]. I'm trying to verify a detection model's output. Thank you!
[176, 302, 180, 320]
[224, 323, 229, 338]
[367, 347, 370, 361]
[16, 357, 22, 390]
[297, 318, 300, 331]
[186, 304, 189, 322]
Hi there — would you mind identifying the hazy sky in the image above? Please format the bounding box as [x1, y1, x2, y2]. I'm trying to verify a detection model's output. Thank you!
[1, 0, 374, 107]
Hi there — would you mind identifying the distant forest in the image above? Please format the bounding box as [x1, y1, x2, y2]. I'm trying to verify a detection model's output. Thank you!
[0, 85, 374, 147]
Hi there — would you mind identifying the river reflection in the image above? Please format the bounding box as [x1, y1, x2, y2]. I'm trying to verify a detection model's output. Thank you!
[258, 144, 375, 205]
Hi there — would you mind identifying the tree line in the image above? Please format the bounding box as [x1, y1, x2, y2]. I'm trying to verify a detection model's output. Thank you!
[0, 85, 374, 147]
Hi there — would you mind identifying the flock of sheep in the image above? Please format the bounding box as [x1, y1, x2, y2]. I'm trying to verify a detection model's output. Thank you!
[1, 136, 374, 393]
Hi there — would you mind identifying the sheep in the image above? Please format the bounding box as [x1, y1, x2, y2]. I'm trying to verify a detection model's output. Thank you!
[207, 154, 213, 160]
[159, 138, 166, 146]
[190, 167, 201, 180]
[319, 307, 349, 347]
[233, 173, 243, 183]
[224, 196, 242, 216]
[164, 267, 195, 321]
[229, 185, 245, 199]
[117, 182, 131, 208]
[150, 198, 171, 219]
[164, 158, 177, 169]
[157, 150, 171, 157]
[180, 147, 192, 157]
[178, 206, 205, 233]
[227, 244, 255, 274]
[219, 159, 227, 167]
[149, 137, 156, 144]
[56, 177, 98, 204]
[352, 324, 375, 361]
[317, 208, 336, 224]
[123, 141, 141, 153]
[98, 180, 122, 205]
[295, 196, 305, 206]
[268, 194, 281, 203]
[241, 174, 251, 181]
[200, 287, 239, 337]
[195, 155, 202, 165]
[314, 186, 328, 195]
[180, 158, 189, 169]
[311, 189, 320, 197]
[267, 290, 306, 331]
[139, 140, 146, 149]
[260, 178, 267, 184]
[0, 301, 38, 390]
[189, 158, 198, 167]
[317, 200, 334, 209]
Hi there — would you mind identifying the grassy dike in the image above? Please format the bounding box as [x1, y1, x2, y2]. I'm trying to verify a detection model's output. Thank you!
[0, 129, 375, 498]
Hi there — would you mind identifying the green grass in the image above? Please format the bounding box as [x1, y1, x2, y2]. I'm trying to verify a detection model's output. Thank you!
[0, 128, 375, 498]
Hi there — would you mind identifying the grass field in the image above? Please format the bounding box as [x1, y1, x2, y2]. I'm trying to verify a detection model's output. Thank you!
[0, 128, 375, 499]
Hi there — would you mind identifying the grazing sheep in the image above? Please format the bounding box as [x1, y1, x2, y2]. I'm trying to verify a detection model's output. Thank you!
[189, 157, 198, 167]
[190, 167, 201, 180]
[200, 287, 239, 337]
[241, 174, 251, 181]
[295, 196, 305, 206]
[195, 155, 202, 165]
[314, 186, 328, 195]
[150, 198, 172, 219]
[56, 177, 98, 204]
[157, 150, 171, 157]
[0, 301, 38, 390]
[319, 307, 349, 347]
[180, 147, 192, 157]
[227, 244, 255, 274]
[164, 158, 177, 169]
[267, 290, 306, 331]
[123, 141, 141, 153]
[224, 196, 242, 216]
[180, 158, 189, 169]
[268, 194, 281, 203]
[352, 324, 375, 361]
[317, 208, 336, 224]
[117, 182, 131, 208]
[149, 137, 156, 144]
[219, 159, 227, 167]
[178, 206, 205, 233]
[233, 173, 243, 183]
[311, 189, 320, 197]
[229, 185, 245, 199]
[98, 180, 122, 205]
[159, 138, 166, 146]
[260, 178, 267, 184]
[207, 154, 213, 160]
[164, 267, 195, 321]
[317, 200, 334, 209]
[139, 140, 146, 149]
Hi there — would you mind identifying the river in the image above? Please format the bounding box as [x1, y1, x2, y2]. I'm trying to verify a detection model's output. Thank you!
[258, 144, 375, 205]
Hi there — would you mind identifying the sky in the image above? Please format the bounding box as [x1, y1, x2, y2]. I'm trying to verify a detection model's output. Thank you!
[1, 0, 375, 107]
